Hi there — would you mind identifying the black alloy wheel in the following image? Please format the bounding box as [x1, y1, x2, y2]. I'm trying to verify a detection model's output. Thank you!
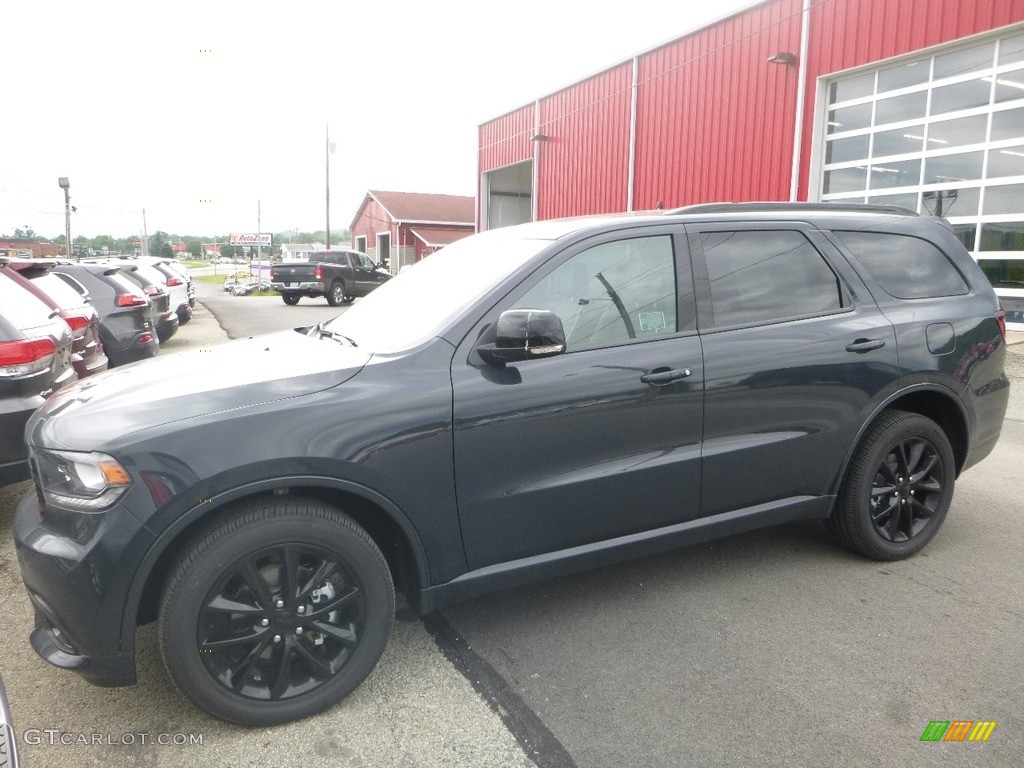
[159, 500, 394, 725]
[828, 410, 955, 560]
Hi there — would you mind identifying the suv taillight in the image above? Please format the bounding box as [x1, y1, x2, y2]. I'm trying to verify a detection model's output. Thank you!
[63, 314, 90, 338]
[116, 293, 148, 307]
[0, 337, 57, 377]
[996, 307, 1006, 342]
[142, 285, 164, 296]
[166, 277, 183, 286]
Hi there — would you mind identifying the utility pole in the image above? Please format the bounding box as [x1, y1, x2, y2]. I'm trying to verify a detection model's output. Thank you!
[57, 177, 72, 260]
[326, 124, 334, 250]
[141, 208, 149, 256]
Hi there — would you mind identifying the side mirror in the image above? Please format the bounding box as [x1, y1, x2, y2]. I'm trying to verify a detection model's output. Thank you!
[477, 309, 566, 365]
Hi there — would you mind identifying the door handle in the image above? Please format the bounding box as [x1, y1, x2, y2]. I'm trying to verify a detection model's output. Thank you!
[845, 338, 886, 353]
[640, 367, 692, 385]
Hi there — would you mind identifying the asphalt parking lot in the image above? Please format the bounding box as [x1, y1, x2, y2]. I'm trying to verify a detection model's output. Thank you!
[1, 289, 1022, 767]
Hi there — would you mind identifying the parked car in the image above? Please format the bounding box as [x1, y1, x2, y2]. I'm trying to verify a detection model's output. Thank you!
[163, 259, 196, 308]
[231, 279, 272, 296]
[51, 263, 158, 368]
[0, 672, 19, 768]
[116, 263, 179, 343]
[139, 258, 193, 323]
[270, 249, 390, 305]
[2, 259, 109, 379]
[0, 267, 76, 486]
[13, 204, 1009, 726]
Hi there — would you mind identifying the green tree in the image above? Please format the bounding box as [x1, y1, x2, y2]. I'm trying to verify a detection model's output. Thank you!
[185, 239, 204, 259]
[147, 231, 174, 259]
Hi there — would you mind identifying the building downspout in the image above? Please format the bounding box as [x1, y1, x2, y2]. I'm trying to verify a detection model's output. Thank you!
[627, 56, 639, 213]
[789, 0, 812, 201]
[532, 99, 541, 221]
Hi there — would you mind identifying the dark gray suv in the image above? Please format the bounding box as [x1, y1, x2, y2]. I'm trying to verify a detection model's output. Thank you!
[14, 204, 1009, 726]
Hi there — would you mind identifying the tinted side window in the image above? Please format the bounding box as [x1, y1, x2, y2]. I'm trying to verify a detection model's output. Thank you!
[513, 235, 683, 349]
[832, 230, 969, 299]
[702, 230, 847, 327]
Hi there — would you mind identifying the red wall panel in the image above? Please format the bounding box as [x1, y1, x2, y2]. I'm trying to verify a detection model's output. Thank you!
[632, 0, 802, 210]
[478, 0, 1024, 223]
[536, 63, 633, 219]
[351, 197, 396, 249]
[478, 104, 534, 173]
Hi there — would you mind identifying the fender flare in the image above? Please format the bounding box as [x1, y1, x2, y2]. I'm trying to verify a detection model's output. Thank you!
[828, 383, 969, 499]
[119, 474, 430, 654]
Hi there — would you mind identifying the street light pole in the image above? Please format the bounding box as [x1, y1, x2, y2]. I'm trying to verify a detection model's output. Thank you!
[58, 177, 72, 260]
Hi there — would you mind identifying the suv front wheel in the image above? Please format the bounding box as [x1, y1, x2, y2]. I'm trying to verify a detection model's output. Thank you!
[158, 499, 395, 726]
[829, 410, 955, 560]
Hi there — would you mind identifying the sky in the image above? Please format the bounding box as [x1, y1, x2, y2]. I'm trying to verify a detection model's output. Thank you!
[2, 0, 758, 241]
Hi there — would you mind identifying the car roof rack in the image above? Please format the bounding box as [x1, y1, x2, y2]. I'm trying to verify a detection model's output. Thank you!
[664, 202, 919, 216]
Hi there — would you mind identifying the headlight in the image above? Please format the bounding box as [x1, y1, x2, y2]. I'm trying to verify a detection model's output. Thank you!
[32, 449, 132, 513]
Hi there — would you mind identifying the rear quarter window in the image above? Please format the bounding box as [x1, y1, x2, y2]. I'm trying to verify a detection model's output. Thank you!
[832, 230, 969, 299]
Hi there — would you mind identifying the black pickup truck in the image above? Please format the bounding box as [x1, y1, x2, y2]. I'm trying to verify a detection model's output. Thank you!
[270, 249, 391, 306]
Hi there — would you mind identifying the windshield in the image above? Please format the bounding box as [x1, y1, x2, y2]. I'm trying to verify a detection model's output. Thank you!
[323, 232, 552, 353]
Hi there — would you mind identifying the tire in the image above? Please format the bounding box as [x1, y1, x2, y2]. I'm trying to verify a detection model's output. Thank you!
[158, 499, 395, 726]
[327, 281, 346, 307]
[827, 410, 955, 560]
[282, 294, 300, 306]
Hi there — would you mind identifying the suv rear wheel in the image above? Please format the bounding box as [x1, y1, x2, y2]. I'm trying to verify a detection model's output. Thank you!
[158, 499, 395, 726]
[828, 410, 954, 560]
[282, 294, 300, 305]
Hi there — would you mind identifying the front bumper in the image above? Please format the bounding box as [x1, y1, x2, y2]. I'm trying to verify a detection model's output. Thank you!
[13, 486, 155, 687]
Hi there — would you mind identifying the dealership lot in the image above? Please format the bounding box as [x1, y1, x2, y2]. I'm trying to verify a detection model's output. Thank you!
[1, 288, 1021, 767]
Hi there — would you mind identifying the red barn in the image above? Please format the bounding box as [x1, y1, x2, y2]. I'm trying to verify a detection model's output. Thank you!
[349, 190, 475, 273]
[478, 0, 1024, 328]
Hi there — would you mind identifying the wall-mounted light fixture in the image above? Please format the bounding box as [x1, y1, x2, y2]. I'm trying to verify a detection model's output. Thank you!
[767, 51, 797, 65]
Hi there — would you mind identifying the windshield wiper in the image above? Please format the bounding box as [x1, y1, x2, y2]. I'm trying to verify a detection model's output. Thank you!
[308, 320, 357, 347]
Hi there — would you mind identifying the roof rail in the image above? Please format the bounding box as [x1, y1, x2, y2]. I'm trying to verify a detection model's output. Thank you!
[664, 202, 919, 216]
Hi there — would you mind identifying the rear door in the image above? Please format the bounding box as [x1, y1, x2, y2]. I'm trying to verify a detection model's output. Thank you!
[452, 226, 704, 569]
[689, 222, 899, 518]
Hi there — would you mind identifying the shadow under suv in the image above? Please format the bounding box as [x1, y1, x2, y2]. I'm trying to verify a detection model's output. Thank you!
[14, 203, 1009, 726]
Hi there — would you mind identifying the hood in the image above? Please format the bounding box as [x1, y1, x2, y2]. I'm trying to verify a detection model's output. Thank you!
[28, 330, 370, 450]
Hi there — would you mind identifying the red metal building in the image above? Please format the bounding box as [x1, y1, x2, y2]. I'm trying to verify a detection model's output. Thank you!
[349, 190, 475, 272]
[478, 0, 1024, 327]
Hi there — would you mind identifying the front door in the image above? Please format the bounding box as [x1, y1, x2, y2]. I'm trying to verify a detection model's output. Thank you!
[452, 228, 705, 570]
